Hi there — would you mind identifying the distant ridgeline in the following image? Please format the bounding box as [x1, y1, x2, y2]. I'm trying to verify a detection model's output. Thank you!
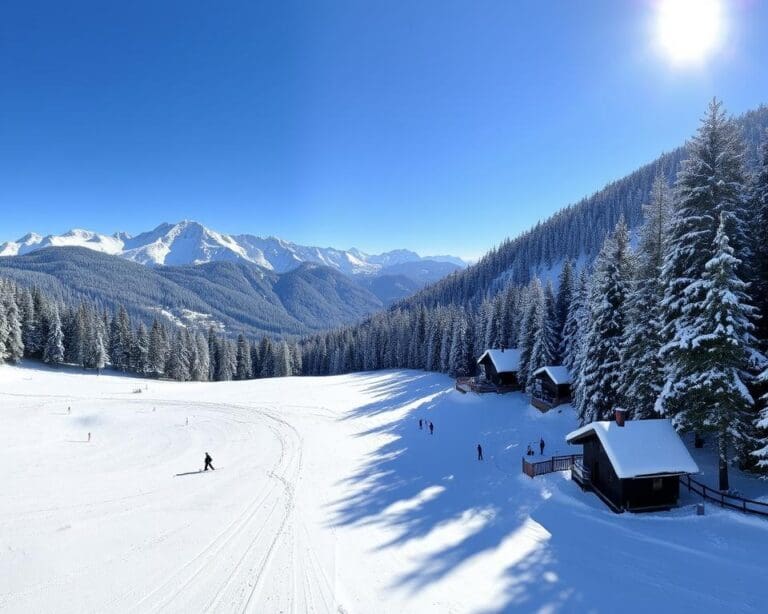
[297, 101, 768, 483]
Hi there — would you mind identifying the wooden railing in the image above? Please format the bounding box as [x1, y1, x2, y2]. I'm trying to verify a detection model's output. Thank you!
[522, 454, 582, 478]
[680, 474, 768, 518]
[456, 376, 517, 394]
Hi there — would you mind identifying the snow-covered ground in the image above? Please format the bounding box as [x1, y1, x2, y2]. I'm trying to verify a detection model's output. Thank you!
[1, 365, 767, 613]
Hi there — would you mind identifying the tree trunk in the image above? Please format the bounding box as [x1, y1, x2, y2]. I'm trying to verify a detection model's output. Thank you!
[718, 435, 729, 492]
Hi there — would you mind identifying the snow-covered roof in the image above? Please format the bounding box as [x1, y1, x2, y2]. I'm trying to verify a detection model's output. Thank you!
[477, 349, 521, 373]
[533, 365, 572, 385]
[566, 419, 699, 479]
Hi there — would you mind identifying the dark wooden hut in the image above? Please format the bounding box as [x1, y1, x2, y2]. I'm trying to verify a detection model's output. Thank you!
[476, 349, 521, 390]
[531, 366, 572, 411]
[566, 411, 699, 513]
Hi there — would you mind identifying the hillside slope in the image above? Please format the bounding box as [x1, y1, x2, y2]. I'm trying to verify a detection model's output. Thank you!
[400, 105, 768, 309]
[0, 247, 383, 336]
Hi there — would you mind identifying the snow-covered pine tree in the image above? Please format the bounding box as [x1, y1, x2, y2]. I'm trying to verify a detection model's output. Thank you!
[754, 367, 768, 469]
[657, 100, 763, 473]
[43, 305, 65, 366]
[554, 259, 575, 362]
[236, 333, 252, 380]
[194, 332, 210, 381]
[619, 175, 671, 419]
[577, 219, 632, 424]
[561, 267, 588, 373]
[526, 281, 558, 390]
[132, 322, 150, 375]
[670, 214, 760, 490]
[448, 314, 468, 377]
[148, 319, 167, 377]
[1, 291, 24, 363]
[749, 130, 768, 346]
[0, 300, 8, 363]
[517, 279, 543, 390]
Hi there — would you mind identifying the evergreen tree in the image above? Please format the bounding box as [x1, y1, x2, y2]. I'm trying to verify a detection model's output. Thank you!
[526, 281, 558, 389]
[148, 319, 167, 377]
[132, 322, 150, 375]
[577, 219, 632, 424]
[43, 306, 65, 366]
[554, 259, 575, 361]
[517, 279, 543, 390]
[561, 268, 589, 373]
[665, 215, 760, 489]
[619, 175, 670, 419]
[236, 333, 252, 380]
[657, 100, 763, 476]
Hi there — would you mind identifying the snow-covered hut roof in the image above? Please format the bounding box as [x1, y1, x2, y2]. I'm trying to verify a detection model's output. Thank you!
[533, 366, 572, 385]
[476, 349, 521, 373]
[566, 419, 699, 479]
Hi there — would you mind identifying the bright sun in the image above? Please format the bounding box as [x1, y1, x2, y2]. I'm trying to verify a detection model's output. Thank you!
[655, 0, 724, 66]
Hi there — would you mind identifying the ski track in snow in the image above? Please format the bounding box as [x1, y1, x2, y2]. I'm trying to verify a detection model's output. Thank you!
[2, 365, 768, 613]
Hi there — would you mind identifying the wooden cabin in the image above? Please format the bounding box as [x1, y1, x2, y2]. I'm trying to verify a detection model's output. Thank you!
[566, 411, 699, 513]
[531, 366, 572, 411]
[476, 348, 522, 390]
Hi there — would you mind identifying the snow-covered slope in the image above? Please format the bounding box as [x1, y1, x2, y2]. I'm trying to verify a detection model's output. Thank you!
[2, 365, 767, 612]
[0, 221, 466, 275]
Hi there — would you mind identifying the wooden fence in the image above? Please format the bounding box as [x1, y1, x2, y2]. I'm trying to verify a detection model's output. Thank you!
[522, 454, 582, 478]
[680, 474, 768, 518]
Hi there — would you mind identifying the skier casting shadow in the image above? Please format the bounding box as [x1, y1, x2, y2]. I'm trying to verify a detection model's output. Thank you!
[204, 452, 215, 471]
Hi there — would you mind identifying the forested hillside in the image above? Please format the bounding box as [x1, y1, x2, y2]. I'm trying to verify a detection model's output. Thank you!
[403, 105, 768, 309]
[296, 100, 768, 487]
[0, 248, 383, 337]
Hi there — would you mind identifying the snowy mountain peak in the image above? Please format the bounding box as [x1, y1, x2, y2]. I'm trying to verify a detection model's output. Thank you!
[1, 221, 467, 276]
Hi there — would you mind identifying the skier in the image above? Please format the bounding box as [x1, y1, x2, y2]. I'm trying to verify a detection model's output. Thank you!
[186, 417, 189, 426]
[87, 432, 91, 442]
[429, 422, 434, 435]
[477, 444, 483, 461]
[539, 437, 545, 456]
[204, 452, 215, 471]
[67, 406, 71, 415]
[419, 418, 423, 430]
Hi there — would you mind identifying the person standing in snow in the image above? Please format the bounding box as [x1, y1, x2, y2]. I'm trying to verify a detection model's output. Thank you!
[87, 432, 91, 442]
[429, 422, 434, 435]
[539, 438, 545, 455]
[477, 444, 483, 461]
[204, 452, 215, 471]
[419, 418, 423, 430]
[526, 444, 533, 456]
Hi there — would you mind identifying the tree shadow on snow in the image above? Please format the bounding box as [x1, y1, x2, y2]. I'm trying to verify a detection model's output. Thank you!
[327, 372, 585, 611]
[328, 372, 768, 613]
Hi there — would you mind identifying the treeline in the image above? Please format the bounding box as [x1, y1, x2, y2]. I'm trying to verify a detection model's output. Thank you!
[298, 100, 768, 488]
[0, 280, 303, 381]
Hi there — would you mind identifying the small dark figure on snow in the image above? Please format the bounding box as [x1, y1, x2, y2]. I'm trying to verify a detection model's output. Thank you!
[419, 418, 423, 430]
[526, 444, 533, 456]
[204, 452, 215, 471]
[477, 444, 483, 461]
[429, 422, 434, 435]
[87, 432, 91, 442]
[539, 438, 545, 455]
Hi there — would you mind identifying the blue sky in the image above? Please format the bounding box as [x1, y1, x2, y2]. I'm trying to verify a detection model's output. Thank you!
[1, 1, 767, 259]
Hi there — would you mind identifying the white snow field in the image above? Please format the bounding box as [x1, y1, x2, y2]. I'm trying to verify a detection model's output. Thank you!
[2, 365, 768, 613]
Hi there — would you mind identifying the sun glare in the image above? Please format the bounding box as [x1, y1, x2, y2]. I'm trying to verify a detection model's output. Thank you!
[655, 0, 724, 66]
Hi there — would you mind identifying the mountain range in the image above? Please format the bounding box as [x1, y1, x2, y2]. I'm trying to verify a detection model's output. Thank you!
[0, 220, 466, 276]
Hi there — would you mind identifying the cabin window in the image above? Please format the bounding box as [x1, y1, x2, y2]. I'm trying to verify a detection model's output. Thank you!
[652, 478, 663, 491]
